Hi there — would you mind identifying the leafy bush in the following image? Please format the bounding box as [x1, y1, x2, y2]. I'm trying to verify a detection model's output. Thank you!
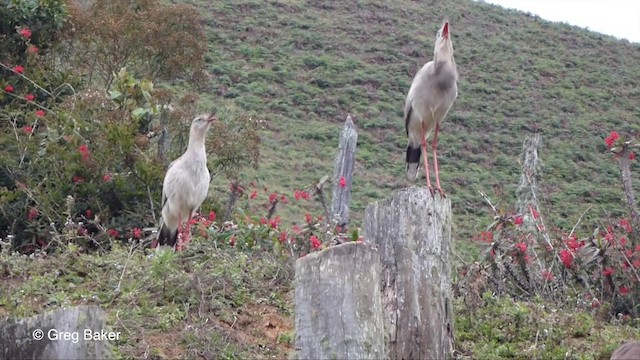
[0, 3, 260, 253]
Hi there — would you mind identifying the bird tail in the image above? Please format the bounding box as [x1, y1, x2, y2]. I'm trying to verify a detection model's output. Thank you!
[406, 145, 421, 181]
[154, 221, 178, 249]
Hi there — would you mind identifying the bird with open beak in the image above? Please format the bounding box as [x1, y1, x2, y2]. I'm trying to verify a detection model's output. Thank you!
[152, 113, 217, 251]
[404, 20, 458, 196]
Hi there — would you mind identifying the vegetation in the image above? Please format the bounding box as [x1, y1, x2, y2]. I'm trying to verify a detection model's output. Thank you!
[1, 0, 639, 358]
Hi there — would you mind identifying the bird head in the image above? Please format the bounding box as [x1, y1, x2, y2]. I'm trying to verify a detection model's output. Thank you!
[189, 114, 217, 141]
[433, 21, 454, 61]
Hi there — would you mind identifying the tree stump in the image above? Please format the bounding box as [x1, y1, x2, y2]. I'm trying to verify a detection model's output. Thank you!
[364, 187, 454, 359]
[0, 305, 114, 359]
[295, 242, 385, 359]
[611, 341, 640, 360]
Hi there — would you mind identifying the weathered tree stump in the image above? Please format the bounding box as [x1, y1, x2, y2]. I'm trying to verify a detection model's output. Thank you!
[295, 242, 385, 359]
[331, 115, 358, 228]
[364, 187, 454, 359]
[611, 341, 640, 360]
[0, 305, 114, 359]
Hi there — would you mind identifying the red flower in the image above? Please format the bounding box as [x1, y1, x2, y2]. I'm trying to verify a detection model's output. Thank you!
[259, 217, 267, 225]
[13, 65, 24, 74]
[72, 175, 84, 184]
[22, 125, 33, 134]
[103, 173, 112, 182]
[268, 192, 278, 203]
[515, 242, 527, 253]
[292, 224, 301, 235]
[25, 93, 35, 101]
[542, 270, 554, 281]
[27, 207, 38, 220]
[19, 28, 32, 38]
[603, 267, 614, 277]
[26, 45, 38, 54]
[294, 189, 311, 200]
[279, 230, 288, 244]
[269, 215, 281, 229]
[78, 144, 90, 162]
[310, 235, 321, 250]
[305, 213, 313, 224]
[208, 211, 216, 222]
[85, 209, 93, 219]
[514, 216, 523, 225]
[560, 249, 573, 268]
[132, 227, 142, 239]
[249, 190, 257, 199]
[4, 85, 14, 92]
[620, 286, 629, 295]
[619, 219, 632, 233]
[107, 228, 119, 237]
[605, 131, 619, 148]
[479, 231, 493, 243]
[591, 299, 600, 308]
[339, 176, 347, 188]
[280, 194, 289, 204]
[35, 109, 45, 117]
[630, 152, 636, 160]
[229, 235, 236, 247]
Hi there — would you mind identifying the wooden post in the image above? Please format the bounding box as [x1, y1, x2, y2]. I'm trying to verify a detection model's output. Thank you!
[294, 242, 385, 359]
[364, 187, 454, 359]
[0, 305, 114, 359]
[331, 115, 358, 228]
[516, 133, 541, 232]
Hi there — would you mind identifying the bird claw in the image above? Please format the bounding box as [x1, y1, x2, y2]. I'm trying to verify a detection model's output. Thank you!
[427, 186, 447, 198]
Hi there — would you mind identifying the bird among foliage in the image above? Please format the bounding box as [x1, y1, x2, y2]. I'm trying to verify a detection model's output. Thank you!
[404, 21, 458, 196]
[152, 114, 217, 251]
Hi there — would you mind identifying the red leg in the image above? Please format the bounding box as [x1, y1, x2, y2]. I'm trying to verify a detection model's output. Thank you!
[432, 122, 445, 196]
[421, 122, 432, 190]
[176, 211, 184, 251]
[183, 211, 193, 246]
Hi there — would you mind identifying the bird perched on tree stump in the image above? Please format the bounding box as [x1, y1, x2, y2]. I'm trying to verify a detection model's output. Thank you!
[404, 21, 458, 196]
[152, 114, 217, 251]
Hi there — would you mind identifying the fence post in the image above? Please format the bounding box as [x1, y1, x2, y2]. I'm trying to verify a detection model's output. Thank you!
[364, 187, 454, 359]
[331, 115, 358, 228]
[516, 133, 541, 232]
[294, 242, 385, 359]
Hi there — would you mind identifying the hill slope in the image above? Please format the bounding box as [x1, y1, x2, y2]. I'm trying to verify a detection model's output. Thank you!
[195, 0, 639, 247]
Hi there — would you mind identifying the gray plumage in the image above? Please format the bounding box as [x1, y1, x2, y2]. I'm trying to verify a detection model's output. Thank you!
[154, 114, 216, 249]
[404, 21, 458, 191]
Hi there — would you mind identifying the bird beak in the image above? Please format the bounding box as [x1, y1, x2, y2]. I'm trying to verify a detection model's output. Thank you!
[206, 114, 218, 123]
[442, 22, 449, 39]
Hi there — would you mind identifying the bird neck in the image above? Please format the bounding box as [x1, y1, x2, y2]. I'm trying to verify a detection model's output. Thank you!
[186, 132, 207, 156]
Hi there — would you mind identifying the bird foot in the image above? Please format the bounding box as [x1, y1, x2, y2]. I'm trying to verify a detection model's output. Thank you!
[427, 185, 447, 198]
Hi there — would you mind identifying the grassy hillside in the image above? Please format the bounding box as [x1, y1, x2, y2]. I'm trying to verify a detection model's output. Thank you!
[190, 0, 639, 250]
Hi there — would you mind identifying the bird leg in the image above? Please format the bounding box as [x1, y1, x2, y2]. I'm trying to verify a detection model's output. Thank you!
[183, 211, 193, 246]
[432, 122, 445, 197]
[176, 211, 184, 252]
[421, 122, 433, 193]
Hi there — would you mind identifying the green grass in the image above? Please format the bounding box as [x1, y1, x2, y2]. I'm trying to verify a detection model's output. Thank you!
[0, 240, 294, 359]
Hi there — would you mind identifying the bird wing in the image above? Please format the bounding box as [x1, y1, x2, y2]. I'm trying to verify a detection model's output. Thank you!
[404, 99, 413, 137]
[161, 156, 181, 210]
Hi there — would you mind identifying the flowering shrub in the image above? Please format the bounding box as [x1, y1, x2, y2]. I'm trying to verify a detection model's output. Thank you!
[200, 181, 363, 258]
[460, 131, 639, 318]
[0, 7, 259, 253]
